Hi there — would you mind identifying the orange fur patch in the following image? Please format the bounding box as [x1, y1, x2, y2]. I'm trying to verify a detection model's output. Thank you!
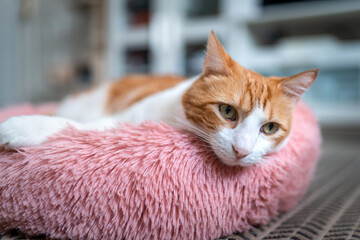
[105, 74, 185, 114]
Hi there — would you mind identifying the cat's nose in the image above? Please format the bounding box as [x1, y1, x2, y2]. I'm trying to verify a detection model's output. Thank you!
[232, 145, 250, 159]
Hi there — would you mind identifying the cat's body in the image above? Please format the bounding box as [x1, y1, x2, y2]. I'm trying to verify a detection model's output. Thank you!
[0, 31, 318, 166]
[56, 74, 191, 125]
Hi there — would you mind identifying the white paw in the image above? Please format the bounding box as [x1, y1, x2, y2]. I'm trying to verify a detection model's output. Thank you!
[0, 115, 71, 149]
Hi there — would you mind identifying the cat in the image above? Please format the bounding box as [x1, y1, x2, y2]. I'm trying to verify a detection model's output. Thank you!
[0, 31, 318, 167]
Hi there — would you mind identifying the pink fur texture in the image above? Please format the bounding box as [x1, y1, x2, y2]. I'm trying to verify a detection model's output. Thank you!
[0, 102, 321, 240]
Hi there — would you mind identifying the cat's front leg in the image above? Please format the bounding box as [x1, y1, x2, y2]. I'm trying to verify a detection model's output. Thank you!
[0, 115, 82, 149]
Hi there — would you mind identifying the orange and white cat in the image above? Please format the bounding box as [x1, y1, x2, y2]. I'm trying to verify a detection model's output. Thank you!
[0, 31, 318, 166]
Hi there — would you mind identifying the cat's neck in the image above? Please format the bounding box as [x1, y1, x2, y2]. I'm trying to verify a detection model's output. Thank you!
[115, 75, 198, 125]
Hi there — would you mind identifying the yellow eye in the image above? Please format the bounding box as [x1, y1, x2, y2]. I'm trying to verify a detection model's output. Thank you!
[261, 122, 279, 135]
[219, 104, 237, 121]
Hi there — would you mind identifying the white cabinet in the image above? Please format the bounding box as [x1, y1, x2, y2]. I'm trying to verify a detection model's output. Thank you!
[106, 0, 360, 126]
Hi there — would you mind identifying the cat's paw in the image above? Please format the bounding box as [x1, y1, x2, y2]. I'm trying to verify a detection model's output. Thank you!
[0, 115, 62, 149]
[0, 116, 45, 149]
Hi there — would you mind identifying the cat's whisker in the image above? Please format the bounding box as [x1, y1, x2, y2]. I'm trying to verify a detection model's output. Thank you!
[173, 120, 213, 144]
[168, 114, 213, 139]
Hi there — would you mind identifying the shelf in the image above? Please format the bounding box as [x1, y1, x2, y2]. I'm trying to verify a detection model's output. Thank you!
[247, 39, 360, 72]
[106, 0, 360, 126]
[185, 0, 220, 19]
[257, 0, 360, 23]
[310, 104, 360, 126]
[185, 43, 205, 76]
[249, 0, 360, 45]
[184, 17, 226, 43]
[125, 48, 149, 74]
[121, 26, 149, 48]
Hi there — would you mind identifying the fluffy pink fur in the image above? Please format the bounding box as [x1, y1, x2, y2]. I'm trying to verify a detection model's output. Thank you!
[0, 102, 321, 240]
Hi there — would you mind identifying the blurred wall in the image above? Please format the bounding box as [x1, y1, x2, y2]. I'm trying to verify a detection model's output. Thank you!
[0, 0, 90, 107]
[1, 0, 359, 127]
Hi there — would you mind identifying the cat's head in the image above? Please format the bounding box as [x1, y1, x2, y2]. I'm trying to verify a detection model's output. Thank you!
[182, 31, 318, 167]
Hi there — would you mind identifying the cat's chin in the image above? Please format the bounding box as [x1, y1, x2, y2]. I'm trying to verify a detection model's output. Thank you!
[217, 155, 262, 167]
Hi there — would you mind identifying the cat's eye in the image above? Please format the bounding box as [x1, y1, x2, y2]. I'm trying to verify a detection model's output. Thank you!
[219, 104, 237, 121]
[261, 122, 279, 135]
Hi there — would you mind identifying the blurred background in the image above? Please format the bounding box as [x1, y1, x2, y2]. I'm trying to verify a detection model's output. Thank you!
[0, 0, 360, 130]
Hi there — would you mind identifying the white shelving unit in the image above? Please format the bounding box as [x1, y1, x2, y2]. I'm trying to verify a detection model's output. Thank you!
[106, 0, 360, 126]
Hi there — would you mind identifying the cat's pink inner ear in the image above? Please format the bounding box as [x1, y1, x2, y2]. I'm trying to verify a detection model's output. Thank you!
[281, 69, 319, 102]
[203, 31, 231, 76]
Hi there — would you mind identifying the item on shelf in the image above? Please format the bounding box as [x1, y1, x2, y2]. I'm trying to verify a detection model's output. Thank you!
[185, 43, 205, 76]
[125, 49, 149, 73]
[127, 0, 150, 26]
[185, 0, 219, 18]
[277, 35, 339, 56]
[262, 0, 316, 7]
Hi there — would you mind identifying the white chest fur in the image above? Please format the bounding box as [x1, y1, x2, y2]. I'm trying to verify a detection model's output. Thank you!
[56, 84, 111, 122]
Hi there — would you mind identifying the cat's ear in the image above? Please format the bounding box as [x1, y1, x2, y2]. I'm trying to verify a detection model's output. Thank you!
[203, 30, 232, 76]
[280, 69, 319, 102]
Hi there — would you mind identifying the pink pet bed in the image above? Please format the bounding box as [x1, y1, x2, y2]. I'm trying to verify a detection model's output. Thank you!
[0, 102, 321, 240]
